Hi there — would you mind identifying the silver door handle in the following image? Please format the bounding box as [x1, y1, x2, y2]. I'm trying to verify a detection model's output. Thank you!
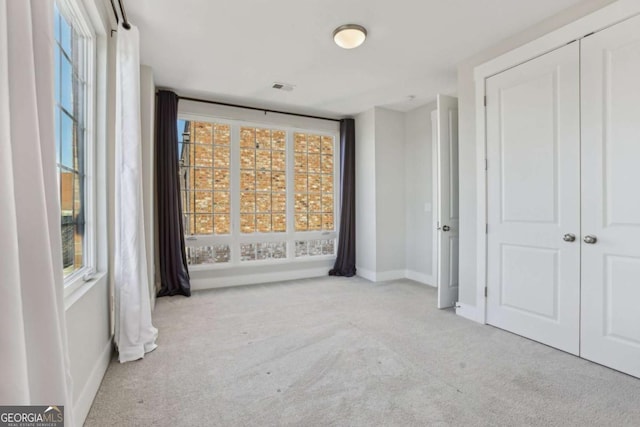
[563, 233, 576, 242]
[584, 235, 597, 244]
[442, 225, 451, 232]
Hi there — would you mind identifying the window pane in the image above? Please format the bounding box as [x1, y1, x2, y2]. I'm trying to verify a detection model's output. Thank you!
[308, 194, 321, 212]
[272, 172, 286, 192]
[241, 243, 256, 261]
[308, 154, 321, 173]
[60, 113, 75, 168]
[60, 12, 72, 56]
[256, 128, 271, 149]
[295, 214, 308, 231]
[308, 135, 321, 153]
[180, 120, 232, 237]
[322, 193, 334, 213]
[187, 245, 231, 265]
[194, 168, 213, 190]
[194, 214, 213, 235]
[60, 54, 74, 114]
[309, 214, 322, 231]
[214, 169, 230, 190]
[294, 133, 307, 152]
[194, 144, 213, 167]
[272, 194, 286, 212]
[256, 171, 271, 192]
[295, 239, 335, 258]
[240, 127, 255, 147]
[194, 122, 212, 143]
[322, 174, 334, 193]
[240, 192, 255, 213]
[214, 214, 230, 235]
[272, 130, 286, 150]
[214, 146, 230, 169]
[272, 151, 286, 170]
[214, 124, 230, 145]
[241, 214, 255, 233]
[214, 191, 230, 213]
[308, 174, 321, 193]
[294, 175, 307, 192]
[256, 214, 271, 232]
[322, 136, 334, 155]
[256, 193, 271, 213]
[241, 242, 286, 262]
[241, 171, 255, 191]
[55, 9, 87, 278]
[294, 133, 335, 232]
[256, 150, 271, 170]
[273, 214, 286, 232]
[323, 214, 334, 231]
[240, 149, 255, 169]
[194, 191, 213, 213]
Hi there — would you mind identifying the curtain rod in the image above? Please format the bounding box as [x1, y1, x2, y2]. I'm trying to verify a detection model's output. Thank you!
[117, 0, 131, 29]
[177, 95, 342, 123]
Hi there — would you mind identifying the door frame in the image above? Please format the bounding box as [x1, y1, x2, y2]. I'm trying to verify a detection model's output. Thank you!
[460, 0, 640, 324]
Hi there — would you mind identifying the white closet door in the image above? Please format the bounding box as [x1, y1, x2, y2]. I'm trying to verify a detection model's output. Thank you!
[486, 43, 581, 354]
[581, 14, 640, 378]
[436, 94, 459, 309]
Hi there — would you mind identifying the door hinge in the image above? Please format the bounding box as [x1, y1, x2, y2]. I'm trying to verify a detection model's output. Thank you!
[484, 96, 487, 106]
[485, 158, 488, 170]
[484, 287, 488, 298]
[485, 223, 488, 234]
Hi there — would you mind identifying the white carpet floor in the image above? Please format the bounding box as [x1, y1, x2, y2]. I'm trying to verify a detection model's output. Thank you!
[85, 276, 640, 426]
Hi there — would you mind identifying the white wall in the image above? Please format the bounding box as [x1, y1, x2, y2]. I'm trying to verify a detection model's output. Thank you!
[374, 108, 406, 276]
[456, 0, 617, 307]
[140, 65, 156, 308]
[355, 108, 376, 277]
[355, 107, 410, 282]
[64, 0, 114, 423]
[404, 102, 436, 285]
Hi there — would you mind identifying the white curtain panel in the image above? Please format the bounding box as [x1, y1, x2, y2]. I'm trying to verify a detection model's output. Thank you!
[114, 23, 158, 363]
[0, 0, 74, 419]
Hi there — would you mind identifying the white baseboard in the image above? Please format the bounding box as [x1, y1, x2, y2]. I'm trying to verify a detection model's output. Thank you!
[375, 270, 406, 282]
[73, 339, 112, 424]
[356, 267, 376, 282]
[455, 302, 485, 324]
[405, 270, 435, 287]
[191, 267, 330, 290]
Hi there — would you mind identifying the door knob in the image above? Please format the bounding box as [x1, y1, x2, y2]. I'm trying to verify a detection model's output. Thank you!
[584, 235, 598, 244]
[563, 233, 576, 242]
[442, 225, 451, 232]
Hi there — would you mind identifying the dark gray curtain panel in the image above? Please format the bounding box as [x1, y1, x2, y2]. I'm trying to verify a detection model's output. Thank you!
[156, 90, 191, 297]
[329, 118, 356, 277]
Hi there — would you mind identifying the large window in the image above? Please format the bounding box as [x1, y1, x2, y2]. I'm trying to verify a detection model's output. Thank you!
[179, 119, 338, 267]
[54, 1, 95, 280]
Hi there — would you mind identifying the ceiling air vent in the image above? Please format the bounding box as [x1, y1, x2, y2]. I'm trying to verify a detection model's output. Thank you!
[272, 82, 295, 92]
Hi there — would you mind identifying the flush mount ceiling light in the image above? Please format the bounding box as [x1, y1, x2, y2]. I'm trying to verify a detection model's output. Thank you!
[333, 24, 367, 49]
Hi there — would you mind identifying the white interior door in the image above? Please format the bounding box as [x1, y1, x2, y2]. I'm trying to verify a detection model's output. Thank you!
[580, 15, 640, 378]
[435, 95, 459, 309]
[485, 43, 581, 354]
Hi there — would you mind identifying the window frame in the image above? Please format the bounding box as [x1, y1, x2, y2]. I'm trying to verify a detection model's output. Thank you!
[55, 0, 98, 295]
[178, 113, 340, 270]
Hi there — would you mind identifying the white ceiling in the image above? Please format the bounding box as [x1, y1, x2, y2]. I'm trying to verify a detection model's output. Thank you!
[125, 0, 587, 117]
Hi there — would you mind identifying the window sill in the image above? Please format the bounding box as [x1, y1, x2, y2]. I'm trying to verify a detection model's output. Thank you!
[64, 271, 107, 311]
[188, 255, 336, 272]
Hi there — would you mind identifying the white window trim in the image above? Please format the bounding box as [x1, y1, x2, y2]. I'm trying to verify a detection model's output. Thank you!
[56, 0, 98, 297]
[178, 113, 341, 270]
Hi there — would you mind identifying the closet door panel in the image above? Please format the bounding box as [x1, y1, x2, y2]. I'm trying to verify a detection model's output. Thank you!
[581, 14, 640, 378]
[486, 42, 581, 354]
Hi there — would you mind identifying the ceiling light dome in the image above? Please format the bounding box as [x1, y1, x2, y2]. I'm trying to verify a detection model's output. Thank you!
[333, 24, 367, 49]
